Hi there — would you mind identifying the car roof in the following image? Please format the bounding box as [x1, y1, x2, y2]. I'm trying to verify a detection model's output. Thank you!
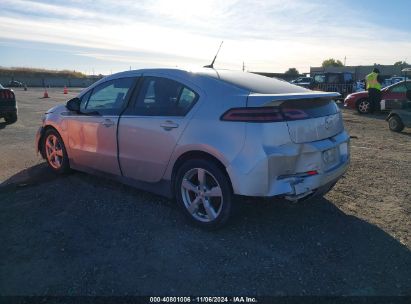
[108, 67, 310, 94]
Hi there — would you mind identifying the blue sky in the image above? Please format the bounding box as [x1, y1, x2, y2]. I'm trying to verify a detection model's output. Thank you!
[0, 0, 410, 75]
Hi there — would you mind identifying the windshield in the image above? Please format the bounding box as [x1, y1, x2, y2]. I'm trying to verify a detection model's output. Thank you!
[0, 84, 4, 89]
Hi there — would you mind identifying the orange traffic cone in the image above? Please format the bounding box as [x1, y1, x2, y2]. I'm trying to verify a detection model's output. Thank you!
[63, 86, 68, 94]
[43, 88, 49, 98]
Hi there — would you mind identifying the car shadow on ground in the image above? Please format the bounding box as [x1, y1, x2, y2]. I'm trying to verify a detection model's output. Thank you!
[0, 121, 7, 129]
[0, 167, 410, 296]
[352, 112, 388, 121]
[0, 163, 57, 189]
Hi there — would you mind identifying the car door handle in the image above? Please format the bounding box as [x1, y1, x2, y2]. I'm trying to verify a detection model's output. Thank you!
[160, 120, 179, 131]
[101, 119, 115, 127]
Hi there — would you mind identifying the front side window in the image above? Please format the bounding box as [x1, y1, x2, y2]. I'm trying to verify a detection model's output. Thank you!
[84, 77, 135, 114]
[79, 90, 92, 112]
[134, 77, 198, 116]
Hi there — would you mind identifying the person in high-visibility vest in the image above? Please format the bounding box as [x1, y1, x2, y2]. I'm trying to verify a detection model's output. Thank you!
[365, 68, 383, 113]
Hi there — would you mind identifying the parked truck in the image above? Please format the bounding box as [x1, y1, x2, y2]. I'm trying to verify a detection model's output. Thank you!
[311, 72, 355, 99]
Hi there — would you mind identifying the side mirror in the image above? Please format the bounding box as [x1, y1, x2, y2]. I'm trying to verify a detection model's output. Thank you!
[66, 97, 81, 112]
[406, 90, 411, 101]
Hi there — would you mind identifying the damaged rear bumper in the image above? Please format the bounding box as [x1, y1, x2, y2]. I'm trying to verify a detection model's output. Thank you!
[227, 131, 350, 199]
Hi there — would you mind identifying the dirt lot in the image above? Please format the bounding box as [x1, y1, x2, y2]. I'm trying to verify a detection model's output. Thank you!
[0, 88, 410, 296]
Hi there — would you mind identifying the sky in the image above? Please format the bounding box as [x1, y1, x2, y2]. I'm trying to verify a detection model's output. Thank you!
[0, 0, 410, 75]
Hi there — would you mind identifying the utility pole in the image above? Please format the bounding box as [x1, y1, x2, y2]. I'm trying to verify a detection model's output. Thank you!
[344, 56, 346, 66]
[242, 61, 245, 72]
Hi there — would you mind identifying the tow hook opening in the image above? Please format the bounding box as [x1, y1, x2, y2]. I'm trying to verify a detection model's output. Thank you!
[284, 190, 314, 202]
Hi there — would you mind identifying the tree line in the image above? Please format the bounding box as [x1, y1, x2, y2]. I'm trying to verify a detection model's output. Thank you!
[285, 60, 409, 76]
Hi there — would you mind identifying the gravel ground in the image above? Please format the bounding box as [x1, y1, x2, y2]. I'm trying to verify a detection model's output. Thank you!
[0, 88, 410, 296]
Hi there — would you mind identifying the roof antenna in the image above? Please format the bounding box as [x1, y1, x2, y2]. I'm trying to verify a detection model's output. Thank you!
[204, 41, 223, 68]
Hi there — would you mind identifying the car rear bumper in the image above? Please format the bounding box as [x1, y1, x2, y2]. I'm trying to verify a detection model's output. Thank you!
[0, 106, 17, 115]
[227, 131, 350, 199]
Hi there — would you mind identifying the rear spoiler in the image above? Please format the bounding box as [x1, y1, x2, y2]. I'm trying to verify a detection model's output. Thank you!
[247, 91, 341, 107]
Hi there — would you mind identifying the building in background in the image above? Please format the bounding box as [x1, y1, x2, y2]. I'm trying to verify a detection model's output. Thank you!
[310, 64, 411, 82]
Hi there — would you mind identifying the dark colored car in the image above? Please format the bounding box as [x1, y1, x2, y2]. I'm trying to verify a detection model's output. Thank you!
[8, 80, 24, 87]
[0, 84, 18, 124]
[344, 81, 411, 114]
[312, 72, 355, 98]
[290, 77, 313, 89]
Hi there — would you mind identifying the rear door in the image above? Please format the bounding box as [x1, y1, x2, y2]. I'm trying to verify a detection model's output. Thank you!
[65, 77, 136, 175]
[118, 75, 200, 182]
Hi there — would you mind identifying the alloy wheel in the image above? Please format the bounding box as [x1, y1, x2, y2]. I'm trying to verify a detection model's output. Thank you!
[45, 134, 64, 169]
[358, 100, 370, 113]
[181, 168, 223, 222]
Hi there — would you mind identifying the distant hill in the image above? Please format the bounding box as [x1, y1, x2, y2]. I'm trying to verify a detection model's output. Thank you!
[0, 67, 103, 87]
[0, 67, 88, 78]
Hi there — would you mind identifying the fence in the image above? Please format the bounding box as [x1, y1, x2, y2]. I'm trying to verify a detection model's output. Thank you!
[311, 83, 355, 98]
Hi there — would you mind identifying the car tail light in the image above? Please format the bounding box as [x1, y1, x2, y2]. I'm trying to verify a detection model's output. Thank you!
[0, 91, 14, 99]
[221, 107, 283, 122]
[221, 107, 309, 122]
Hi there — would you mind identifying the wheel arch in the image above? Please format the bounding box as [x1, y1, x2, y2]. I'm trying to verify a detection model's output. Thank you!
[170, 150, 234, 197]
[386, 113, 395, 121]
[38, 125, 64, 158]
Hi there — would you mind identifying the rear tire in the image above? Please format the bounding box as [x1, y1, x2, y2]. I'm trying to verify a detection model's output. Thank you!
[174, 159, 233, 230]
[42, 129, 70, 174]
[388, 115, 404, 132]
[4, 113, 17, 124]
[356, 98, 371, 114]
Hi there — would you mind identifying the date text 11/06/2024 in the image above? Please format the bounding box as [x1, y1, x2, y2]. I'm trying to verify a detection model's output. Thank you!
[149, 297, 258, 303]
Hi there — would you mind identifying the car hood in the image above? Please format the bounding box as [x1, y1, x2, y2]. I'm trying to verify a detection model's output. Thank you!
[348, 91, 368, 98]
[45, 104, 67, 114]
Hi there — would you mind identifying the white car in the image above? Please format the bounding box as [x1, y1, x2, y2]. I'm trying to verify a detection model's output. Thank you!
[36, 68, 350, 229]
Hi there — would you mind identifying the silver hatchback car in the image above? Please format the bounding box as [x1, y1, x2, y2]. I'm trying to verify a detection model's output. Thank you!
[36, 68, 350, 228]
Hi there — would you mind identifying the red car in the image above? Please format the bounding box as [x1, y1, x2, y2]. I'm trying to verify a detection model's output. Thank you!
[344, 81, 410, 114]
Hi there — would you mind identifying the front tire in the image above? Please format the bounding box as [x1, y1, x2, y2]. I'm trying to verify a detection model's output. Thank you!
[356, 98, 371, 114]
[42, 129, 70, 174]
[4, 113, 17, 124]
[388, 115, 404, 132]
[175, 159, 233, 229]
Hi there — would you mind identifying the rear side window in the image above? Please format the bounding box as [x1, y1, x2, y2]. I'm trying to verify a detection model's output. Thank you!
[328, 74, 340, 84]
[390, 83, 407, 93]
[314, 75, 325, 83]
[133, 77, 198, 116]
